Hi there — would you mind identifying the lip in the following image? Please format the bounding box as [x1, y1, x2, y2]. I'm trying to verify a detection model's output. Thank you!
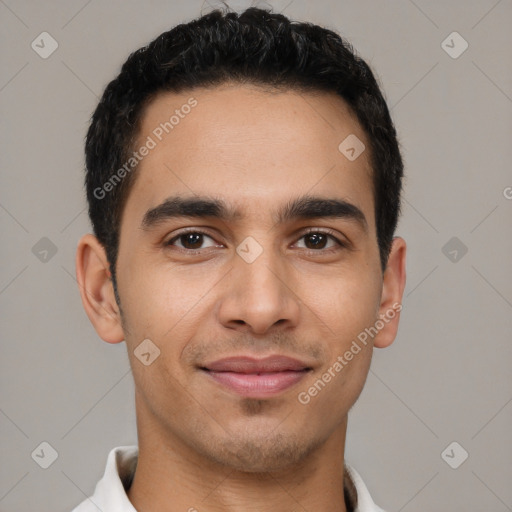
[200, 355, 312, 398]
[203, 355, 311, 373]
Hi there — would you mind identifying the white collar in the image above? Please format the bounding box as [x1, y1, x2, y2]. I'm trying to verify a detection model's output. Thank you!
[71, 445, 386, 512]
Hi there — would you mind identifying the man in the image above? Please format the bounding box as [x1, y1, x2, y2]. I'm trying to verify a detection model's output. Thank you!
[73, 6, 406, 512]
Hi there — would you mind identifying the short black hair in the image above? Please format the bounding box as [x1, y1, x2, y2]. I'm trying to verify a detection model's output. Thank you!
[85, 7, 403, 302]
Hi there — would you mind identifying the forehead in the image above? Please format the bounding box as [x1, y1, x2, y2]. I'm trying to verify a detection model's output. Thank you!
[124, 83, 375, 228]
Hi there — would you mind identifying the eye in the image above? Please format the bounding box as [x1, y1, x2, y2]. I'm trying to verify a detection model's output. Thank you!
[165, 230, 220, 250]
[164, 228, 346, 254]
[294, 230, 344, 251]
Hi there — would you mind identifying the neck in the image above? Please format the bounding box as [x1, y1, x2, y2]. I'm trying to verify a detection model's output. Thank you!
[127, 393, 349, 512]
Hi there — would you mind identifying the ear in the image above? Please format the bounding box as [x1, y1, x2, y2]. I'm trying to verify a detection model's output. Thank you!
[373, 236, 406, 348]
[75, 233, 125, 344]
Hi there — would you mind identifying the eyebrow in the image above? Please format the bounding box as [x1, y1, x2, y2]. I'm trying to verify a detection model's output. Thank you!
[141, 194, 368, 232]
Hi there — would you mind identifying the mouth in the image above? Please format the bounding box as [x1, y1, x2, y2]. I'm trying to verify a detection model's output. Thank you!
[199, 355, 313, 398]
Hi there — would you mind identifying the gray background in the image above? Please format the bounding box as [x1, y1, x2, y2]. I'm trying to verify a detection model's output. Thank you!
[1, 0, 511, 511]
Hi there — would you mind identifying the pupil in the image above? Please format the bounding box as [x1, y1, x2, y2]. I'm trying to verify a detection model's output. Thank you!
[307, 233, 326, 249]
[184, 233, 202, 249]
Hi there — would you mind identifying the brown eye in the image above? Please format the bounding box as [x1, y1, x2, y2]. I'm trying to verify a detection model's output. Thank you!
[166, 231, 218, 250]
[296, 231, 342, 251]
[303, 232, 329, 249]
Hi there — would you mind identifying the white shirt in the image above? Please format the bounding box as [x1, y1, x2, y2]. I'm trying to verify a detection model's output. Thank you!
[71, 445, 386, 512]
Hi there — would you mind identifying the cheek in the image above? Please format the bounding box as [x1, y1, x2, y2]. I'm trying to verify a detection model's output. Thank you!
[123, 259, 192, 315]
[310, 267, 381, 334]
[120, 263, 220, 350]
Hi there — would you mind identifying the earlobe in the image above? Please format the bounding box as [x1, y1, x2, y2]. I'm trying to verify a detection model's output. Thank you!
[75, 233, 125, 344]
[373, 237, 407, 349]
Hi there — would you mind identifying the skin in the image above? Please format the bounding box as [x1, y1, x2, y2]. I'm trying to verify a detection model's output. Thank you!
[76, 83, 406, 512]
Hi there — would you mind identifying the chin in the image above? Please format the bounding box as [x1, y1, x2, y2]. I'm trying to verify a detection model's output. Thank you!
[200, 429, 323, 474]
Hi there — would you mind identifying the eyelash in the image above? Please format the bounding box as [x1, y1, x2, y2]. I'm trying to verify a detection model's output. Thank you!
[164, 227, 347, 255]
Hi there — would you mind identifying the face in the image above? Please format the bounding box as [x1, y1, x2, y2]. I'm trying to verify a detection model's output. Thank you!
[84, 83, 404, 473]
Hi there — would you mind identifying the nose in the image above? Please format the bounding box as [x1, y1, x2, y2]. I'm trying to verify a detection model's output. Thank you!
[217, 245, 301, 335]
